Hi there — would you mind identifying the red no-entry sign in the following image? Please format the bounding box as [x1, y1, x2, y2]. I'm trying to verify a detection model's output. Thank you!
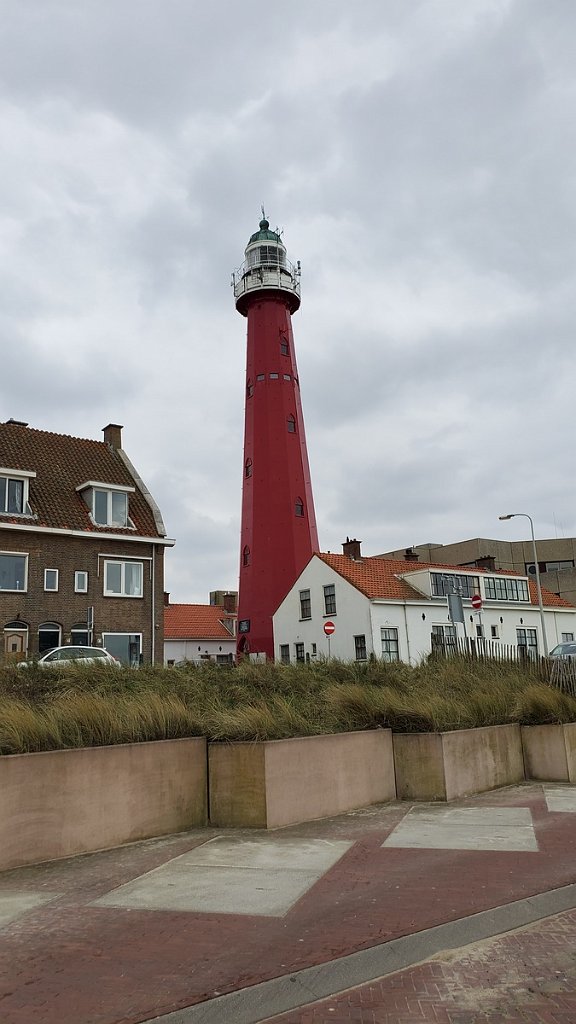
[471, 594, 483, 610]
[324, 621, 336, 636]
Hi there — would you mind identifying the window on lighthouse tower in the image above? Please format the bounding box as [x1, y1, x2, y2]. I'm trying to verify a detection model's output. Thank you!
[245, 458, 252, 478]
[287, 415, 296, 433]
[243, 545, 251, 566]
[295, 498, 304, 517]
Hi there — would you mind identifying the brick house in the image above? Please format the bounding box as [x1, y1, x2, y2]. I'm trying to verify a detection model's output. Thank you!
[0, 419, 174, 665]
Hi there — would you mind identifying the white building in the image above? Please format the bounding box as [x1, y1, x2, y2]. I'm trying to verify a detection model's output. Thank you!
[273, 541, 576, 665]
[164, 602, 236, 665]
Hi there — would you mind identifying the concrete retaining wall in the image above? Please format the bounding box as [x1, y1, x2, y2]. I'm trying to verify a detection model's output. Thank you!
[394, 724, 524, 801]
[209, 730, 396, 829]
[522, 723, 576, 782]
[0, 738, 207, 871]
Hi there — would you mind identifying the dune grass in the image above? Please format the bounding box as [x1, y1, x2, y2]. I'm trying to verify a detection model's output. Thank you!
[0, 655, 574, 754]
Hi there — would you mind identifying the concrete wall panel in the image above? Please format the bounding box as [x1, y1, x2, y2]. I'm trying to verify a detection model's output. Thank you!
[0, 738, 207, 872]
[442, 724, 524, 800]
[521, 724, 569, 782]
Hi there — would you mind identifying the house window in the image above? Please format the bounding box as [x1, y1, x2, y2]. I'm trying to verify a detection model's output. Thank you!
[311, 642, 317, 656]
[491, 625, 500, 639]
[295, 497, 304, 517]
[431, 573, 480, 599]
[295, 642, 305, 663]
[245, 458, 253, 478]
[323, 584, 336, 615]
[485, 577, 529, 602]
[280, 644, 290, 664]
[44, 569, 59, 592]
[102, 632, 142, 667]
[431, 624, 457, 652]
[476, 624, 485, 639]
[75, 571, 88, 593]
[287, 415, 296, 433]
[38, 622, 61, 653]
[0, 476, 24, 514]
[299, 589, 311, 619]
[0, 552, 27, 591]
[71, 623, 89, 646]
[103, 560, 143, 598]
[354, 634, 367, 661]
[562, 633, 575, 642]
[79, 483, 133, 528]
[242, 545, 251, 567]
[517, 627, 538, 657]
[381, 627, 399, 662]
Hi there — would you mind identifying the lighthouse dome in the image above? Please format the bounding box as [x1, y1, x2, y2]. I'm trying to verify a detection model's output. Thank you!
[248, 217, 283, 246]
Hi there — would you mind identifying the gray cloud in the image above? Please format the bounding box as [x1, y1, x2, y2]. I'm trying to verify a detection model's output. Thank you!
[1, 0, 575, 600]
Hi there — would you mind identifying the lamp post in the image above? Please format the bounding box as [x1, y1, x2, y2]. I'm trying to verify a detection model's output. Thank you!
[498, 513, 548, 655]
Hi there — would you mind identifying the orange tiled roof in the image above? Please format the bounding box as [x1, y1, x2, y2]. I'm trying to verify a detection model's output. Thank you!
[0, 422, 163, 537]
[164, 604, 236, 640]
[317, 553, 573, 609]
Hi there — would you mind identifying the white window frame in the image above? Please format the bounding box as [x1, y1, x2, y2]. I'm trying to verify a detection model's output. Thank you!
[0, 468, 35, 517]
[74, 570, 88, 594]
[44, 568, 59, 592]
[103, 560, 143, 598]
[0, 551, 28, 592]
[77, 481, 135, 529]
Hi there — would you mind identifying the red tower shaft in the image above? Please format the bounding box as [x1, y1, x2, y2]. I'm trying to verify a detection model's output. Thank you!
[234, 218, 318, 660]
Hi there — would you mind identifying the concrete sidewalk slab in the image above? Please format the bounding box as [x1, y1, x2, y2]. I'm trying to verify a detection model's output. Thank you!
[382, 804, 538, 851]
[0, 891, 56, 929]
[93, 837, 354, 917]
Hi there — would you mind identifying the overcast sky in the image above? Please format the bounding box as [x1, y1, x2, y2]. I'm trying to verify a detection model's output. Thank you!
[1, 0, 575, 601]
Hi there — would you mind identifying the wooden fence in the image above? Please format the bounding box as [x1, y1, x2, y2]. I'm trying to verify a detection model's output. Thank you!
[430, 634, 576, 694]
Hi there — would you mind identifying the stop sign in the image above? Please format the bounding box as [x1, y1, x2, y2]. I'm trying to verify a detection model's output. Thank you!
[324, 621, 335, 636]
[471, 594, 483, 610]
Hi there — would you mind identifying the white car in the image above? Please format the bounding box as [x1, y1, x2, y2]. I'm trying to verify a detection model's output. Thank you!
[18, 646, 121, 668]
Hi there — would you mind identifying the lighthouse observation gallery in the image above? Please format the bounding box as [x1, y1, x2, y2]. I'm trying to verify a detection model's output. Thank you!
[233, 216, 319, 660]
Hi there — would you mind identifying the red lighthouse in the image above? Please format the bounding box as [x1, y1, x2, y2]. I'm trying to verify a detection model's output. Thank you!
[234, 214, 319, 660]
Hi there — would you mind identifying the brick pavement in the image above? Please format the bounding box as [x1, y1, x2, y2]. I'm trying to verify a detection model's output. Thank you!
[2, 785, 576, 1024]
[264, 908, 576, 1023]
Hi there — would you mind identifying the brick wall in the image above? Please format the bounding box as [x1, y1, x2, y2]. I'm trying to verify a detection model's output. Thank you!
[0, 530, 165, 663]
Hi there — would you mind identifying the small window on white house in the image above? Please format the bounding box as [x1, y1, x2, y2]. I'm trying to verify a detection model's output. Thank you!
[75, 571, 88, 593]
[104, 560, 143, 598]
[44, 569, 59, 592]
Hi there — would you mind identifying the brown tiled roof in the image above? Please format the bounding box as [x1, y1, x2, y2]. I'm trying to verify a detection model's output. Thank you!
[0, 422, 162, 537]
[317, 554, 573, 609]
[164, 604, 235, 640]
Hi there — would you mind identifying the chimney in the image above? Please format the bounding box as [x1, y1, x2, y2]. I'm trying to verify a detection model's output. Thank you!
[223, 592, 238, 613]
[164, 592, 170, 607]
[103, 423, 123, 448]
[342, 537, 362, 560]
[404, 547, 419, 562]
[476, 556, 496, 572]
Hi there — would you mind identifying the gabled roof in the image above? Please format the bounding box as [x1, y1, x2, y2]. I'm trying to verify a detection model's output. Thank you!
[317, 553, 573, 609]
[0, 422, 164, 538]
[164, 604, 236, 641]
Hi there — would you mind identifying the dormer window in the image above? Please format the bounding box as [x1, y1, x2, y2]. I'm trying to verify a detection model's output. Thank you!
[77, 481, 135, 528]
[0, 468, 35, 517]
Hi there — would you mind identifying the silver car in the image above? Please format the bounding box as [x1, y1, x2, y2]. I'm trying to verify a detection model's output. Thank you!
[549, 642, 576, 659]
[18, 646, 121, 668]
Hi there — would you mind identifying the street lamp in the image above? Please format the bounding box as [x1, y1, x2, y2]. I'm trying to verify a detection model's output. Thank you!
[498, 513, 548, 655]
